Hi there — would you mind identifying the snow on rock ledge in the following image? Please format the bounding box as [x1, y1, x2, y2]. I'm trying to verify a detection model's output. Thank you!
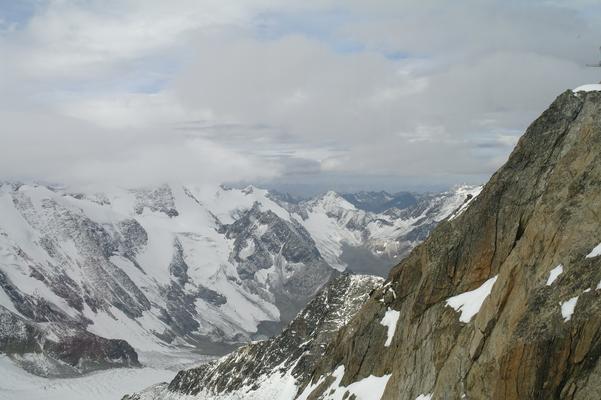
[560, 296, 578, 322]
[573, 84, 601, 93]
[446, 276, 498, 323]
[546, 264, 563, 286]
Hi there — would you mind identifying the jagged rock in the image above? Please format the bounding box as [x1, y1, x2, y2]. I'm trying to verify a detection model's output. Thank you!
[224, 202, 335, 321]
[122, 274, 382, 399]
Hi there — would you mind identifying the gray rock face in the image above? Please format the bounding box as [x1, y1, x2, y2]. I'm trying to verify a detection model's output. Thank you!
[0, 307, 139, 377]
[226, 203, 322, 279]
[116, 218, 148, 259]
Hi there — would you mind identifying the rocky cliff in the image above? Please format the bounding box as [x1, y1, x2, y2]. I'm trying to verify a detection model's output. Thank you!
[128, 88, 601, 399]
[298, 89, 601, 399]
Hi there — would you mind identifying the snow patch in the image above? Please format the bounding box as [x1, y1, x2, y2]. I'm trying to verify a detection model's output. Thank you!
[573, 84, 601, 93]
[344, 373, 392, 400]
[298, 365, 391, 400]
[446, 276, 498, 323]
[546, 264, 563, 286]
[560, 296, 578, 322]
[416, 395, 433, 400]
[380, 308, 400, 347]
[239, 239, 256, 260]
[585, 242, 601, 258]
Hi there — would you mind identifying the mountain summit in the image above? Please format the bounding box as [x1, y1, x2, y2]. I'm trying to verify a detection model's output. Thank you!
[128, 88, 601, 399]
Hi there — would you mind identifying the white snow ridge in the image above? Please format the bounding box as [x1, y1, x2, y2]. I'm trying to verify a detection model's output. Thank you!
[298, 365, 391, 400]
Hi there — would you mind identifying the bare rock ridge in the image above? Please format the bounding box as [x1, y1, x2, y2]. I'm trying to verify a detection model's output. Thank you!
[128, 88, 601, 399]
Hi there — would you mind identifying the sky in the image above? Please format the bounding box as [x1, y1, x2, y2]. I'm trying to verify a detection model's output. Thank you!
[1, 0, 600, 194]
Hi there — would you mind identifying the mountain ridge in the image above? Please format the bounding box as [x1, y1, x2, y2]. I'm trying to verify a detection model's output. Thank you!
[0, 182, 478, 377]
[126, 88, 601, 399]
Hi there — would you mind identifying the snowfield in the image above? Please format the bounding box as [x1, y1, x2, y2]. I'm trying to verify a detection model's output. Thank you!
[0, 350, 213, 400]
[0, 355, 173, 400]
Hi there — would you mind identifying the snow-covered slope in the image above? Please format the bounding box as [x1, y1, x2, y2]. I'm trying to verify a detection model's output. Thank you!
[0, 182, 479, 378]
[0, 355, 173, 400]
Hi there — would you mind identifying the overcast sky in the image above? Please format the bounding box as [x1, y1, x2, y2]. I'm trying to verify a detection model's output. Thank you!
[1, 0, 600, 193]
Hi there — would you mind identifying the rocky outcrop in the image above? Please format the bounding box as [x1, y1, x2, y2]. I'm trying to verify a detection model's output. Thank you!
[0, 306, 139, 377]
[298, 90, 601, 399]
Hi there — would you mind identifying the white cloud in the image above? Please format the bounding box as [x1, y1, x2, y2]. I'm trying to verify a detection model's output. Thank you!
[58, 91, 212, 130]
[1, 0, 600, 189]
[0, 110, 278, 186]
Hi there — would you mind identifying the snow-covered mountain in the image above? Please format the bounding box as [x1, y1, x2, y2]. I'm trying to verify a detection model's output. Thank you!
[123, 274, 383, 400]
[293, 186, 482, 276]
[341, 191, 418, 213]
[0, 182, 480, 378]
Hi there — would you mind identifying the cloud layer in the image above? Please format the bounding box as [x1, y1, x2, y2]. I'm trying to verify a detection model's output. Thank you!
[1, 0, 600, 190]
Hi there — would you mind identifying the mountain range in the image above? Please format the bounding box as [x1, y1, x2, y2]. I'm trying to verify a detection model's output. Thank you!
[0, 181, 479, 379]
[125, 88, 601, 399]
